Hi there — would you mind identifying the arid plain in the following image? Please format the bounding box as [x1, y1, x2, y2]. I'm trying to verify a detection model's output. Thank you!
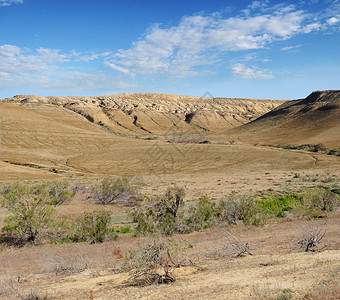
[0, 91, 339, 299]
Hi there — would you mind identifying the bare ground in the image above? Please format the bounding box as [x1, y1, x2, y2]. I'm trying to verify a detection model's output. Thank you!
[0, 213, 339, 299]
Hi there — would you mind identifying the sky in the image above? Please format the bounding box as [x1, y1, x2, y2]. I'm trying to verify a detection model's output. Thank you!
[0, 0, 340, 99]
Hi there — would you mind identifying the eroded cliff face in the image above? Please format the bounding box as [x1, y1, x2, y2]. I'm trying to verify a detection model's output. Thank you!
[3, 93, 286, 136]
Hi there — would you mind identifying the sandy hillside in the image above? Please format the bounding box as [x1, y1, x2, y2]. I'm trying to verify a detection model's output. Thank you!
[220, 90, 340, 149]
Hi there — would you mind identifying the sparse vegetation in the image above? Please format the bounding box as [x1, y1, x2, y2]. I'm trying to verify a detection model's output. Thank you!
[274, 144, 340, 157]
[257, 187, 340, 219]
[327, 148, 340, 156]
[129, 186, 340, 237]
[1, 182, 338, 249]
[90, 177, 137, 205]
[0, 179, 339, 298]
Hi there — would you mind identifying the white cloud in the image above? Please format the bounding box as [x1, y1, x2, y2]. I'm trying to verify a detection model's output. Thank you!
[249, 0, 270, 11]
[0, 44, 137, 94]
[0, 0, 23, 6]
[324, 1, 340, 22]
[242, 0, 270, 15]
[103, 61, 130, 74]
[231, 63, 274, 79]
[75, 51, 112, 62]
[327, 16, 339, 25]
[104, 4, 318, 78]
[113, 81, 138, 89]
[303, 22, 321, 33]
[0, 45, 68, 78]
[233, 53, 272, 63]
[281, 44, 303, 51]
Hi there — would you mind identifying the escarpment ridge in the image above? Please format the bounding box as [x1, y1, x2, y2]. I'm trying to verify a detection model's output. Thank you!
[2, 93, 286, 136]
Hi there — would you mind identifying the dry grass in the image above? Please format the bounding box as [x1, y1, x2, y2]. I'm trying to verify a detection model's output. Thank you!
[0, 213, 339, 299]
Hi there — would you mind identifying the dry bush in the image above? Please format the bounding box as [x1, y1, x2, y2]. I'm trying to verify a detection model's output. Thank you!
[207, 231, 252, 259]
[22, 290, 48, 300]
[112, 247, 124, 259]
[218, 195, 263, 225]
[0, 276, 19, 299]
[47, 256, 87, 276]
[299, 187, 339, 212]
[303, 279, 340, 299]
[90, 177, 138, 205]
[123, 237, 186, 286]
[298, 222, 327, 252]
[0, 275, 47, 300]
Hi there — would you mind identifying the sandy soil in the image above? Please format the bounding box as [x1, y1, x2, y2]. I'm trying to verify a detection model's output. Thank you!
[0, 214, 339, 299]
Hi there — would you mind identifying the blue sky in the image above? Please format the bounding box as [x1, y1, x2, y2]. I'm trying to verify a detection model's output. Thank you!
[0, 0, 339, 99]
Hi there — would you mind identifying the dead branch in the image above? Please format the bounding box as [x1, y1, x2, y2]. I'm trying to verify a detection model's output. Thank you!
[298, 222, 327, 252]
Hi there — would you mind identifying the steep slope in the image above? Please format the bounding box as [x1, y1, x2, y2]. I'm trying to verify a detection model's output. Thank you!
[224, 90, 340, 149]
[2, 93, 285, 137]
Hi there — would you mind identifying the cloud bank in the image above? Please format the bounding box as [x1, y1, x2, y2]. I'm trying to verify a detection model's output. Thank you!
[104, 3, 320, 78]
[1, 1, 339, 96]
[0, 0, 23, 6]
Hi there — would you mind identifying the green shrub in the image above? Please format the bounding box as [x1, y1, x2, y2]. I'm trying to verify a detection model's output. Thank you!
[48, 181, 74, 206]
[0, 185, 57, 244]
[1, 183, 33, 198]
[186, 196, 219, 230]
[71, 211, 113, 243]
[275, 293, 292, 300]
[130, 186, 186, 236]
[218, 195, 261, 225]
[256, 194, 302, 218]
[299, 187, 339, 212]
[327, 148, 340, 156]
[112, 225, 132, 233]
[331, 187, 340, 195]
